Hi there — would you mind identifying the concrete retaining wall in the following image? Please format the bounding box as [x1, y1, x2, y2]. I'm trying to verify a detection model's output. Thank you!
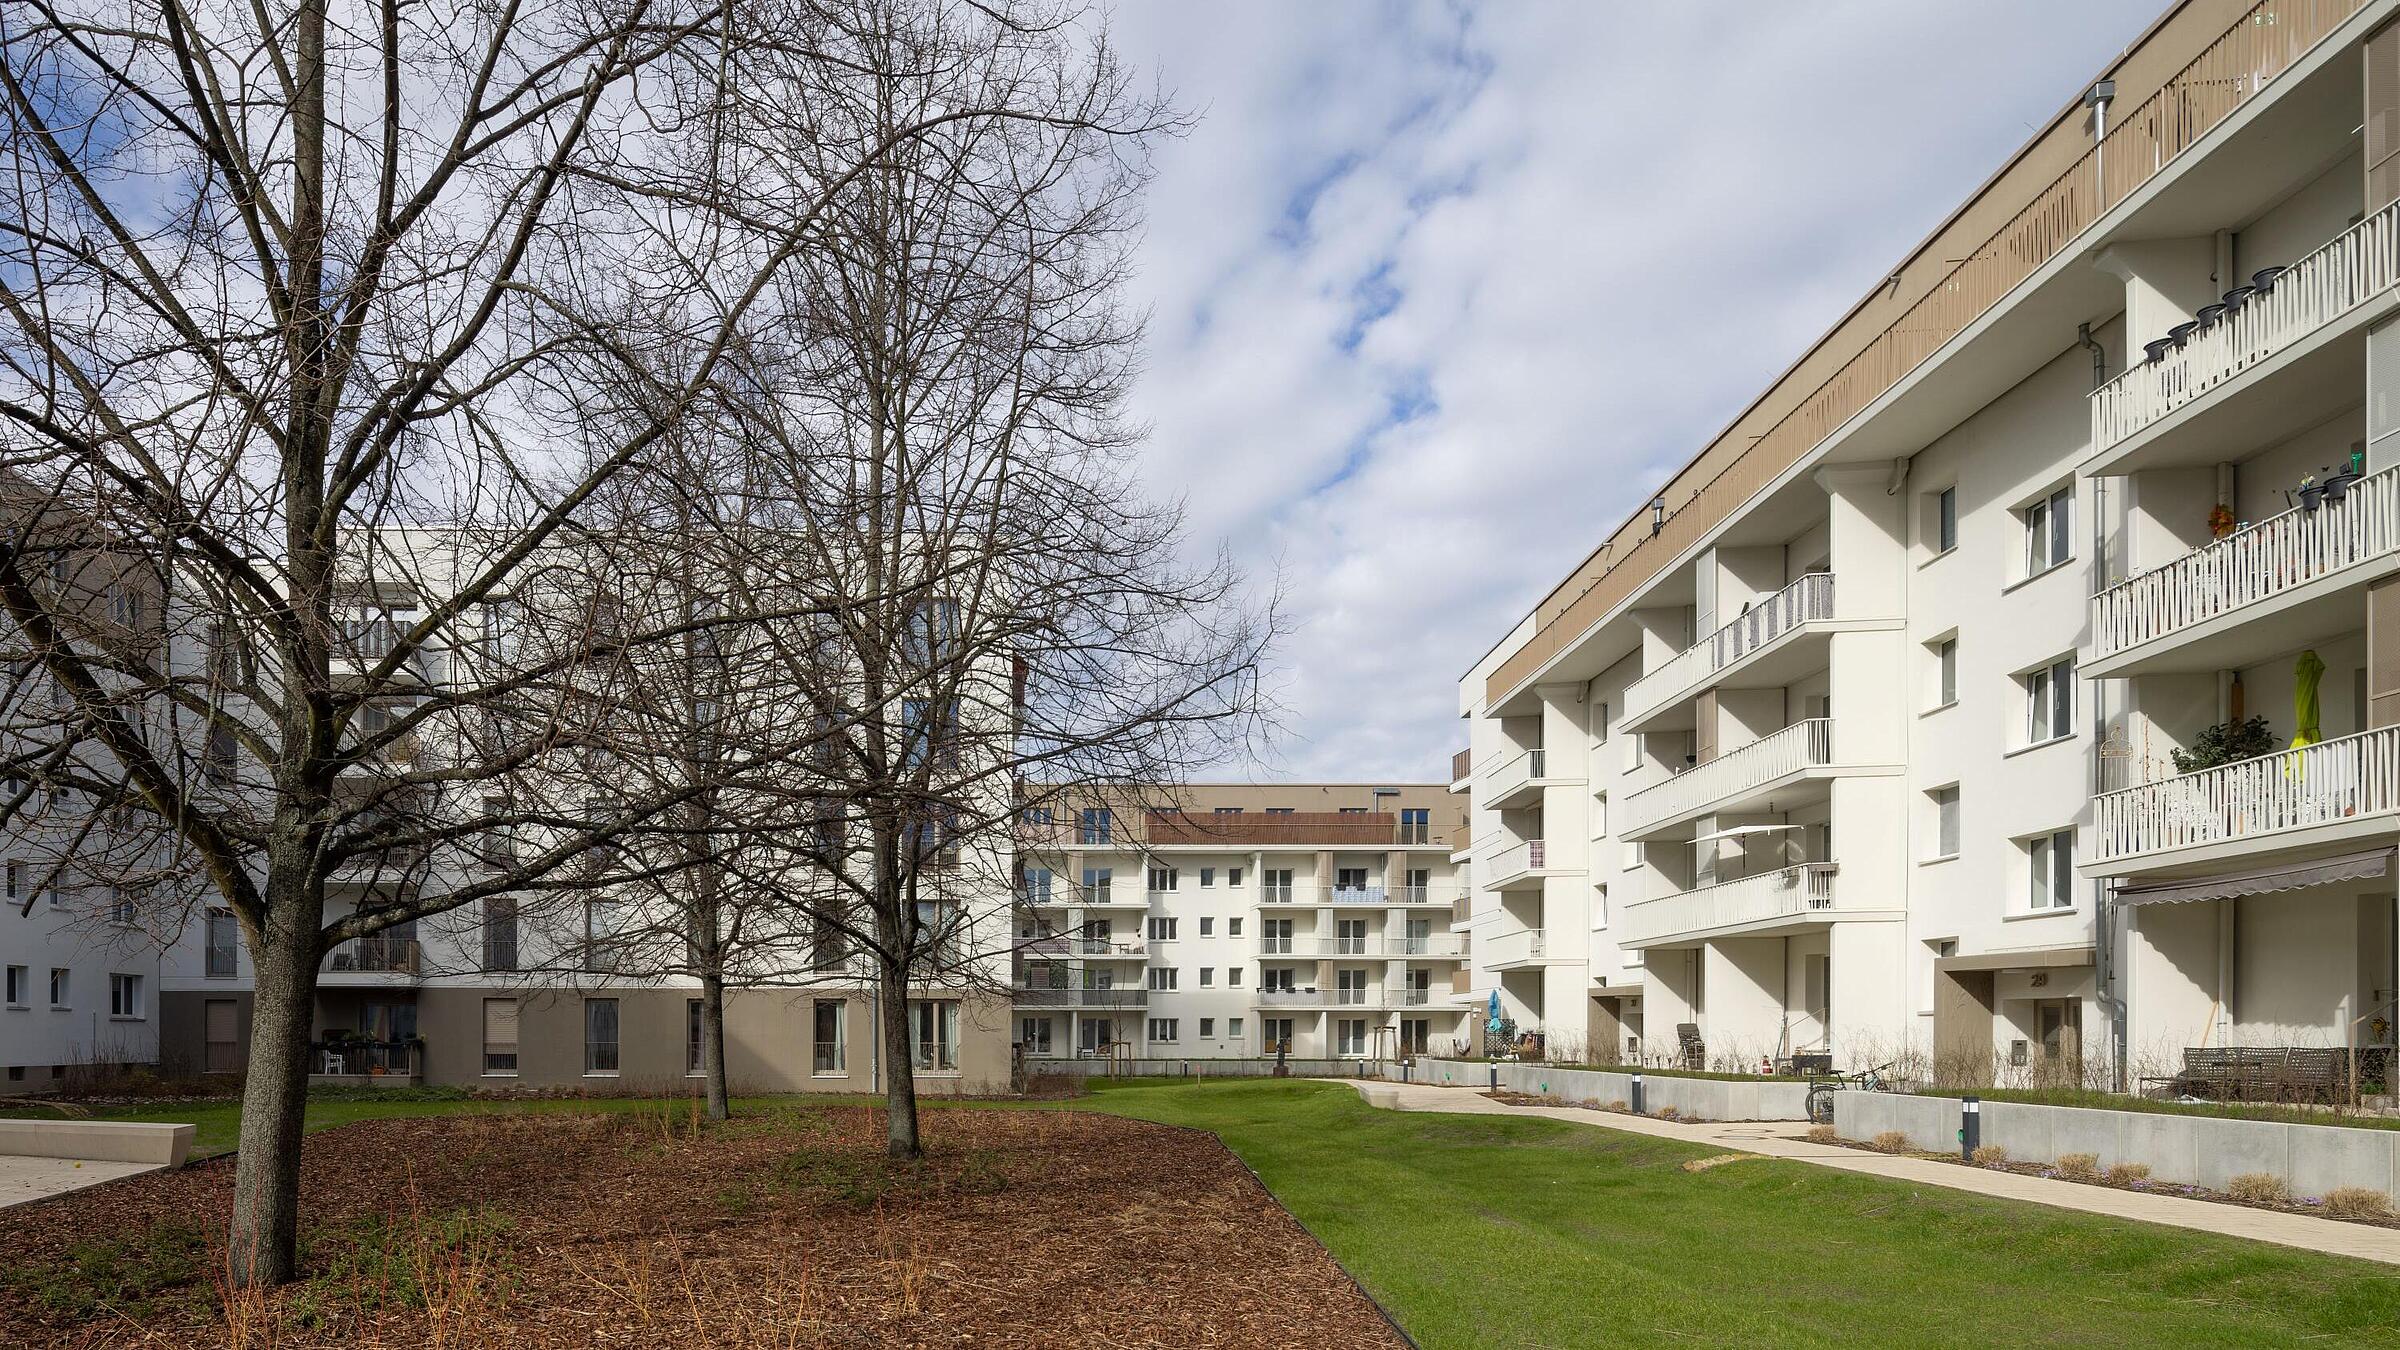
[0, 1119, 195, 1166]
[1833, 1093, 2400, 1204]
[1396, 1058, 1808, 1121]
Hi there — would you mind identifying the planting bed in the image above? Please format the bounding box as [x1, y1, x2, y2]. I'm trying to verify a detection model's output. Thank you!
[0, 1104, 1403, 1348]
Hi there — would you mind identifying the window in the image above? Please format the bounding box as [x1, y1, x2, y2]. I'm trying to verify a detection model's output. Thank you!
[482, 998, 519, 1074]
[1338, 806, 1367, 815]
[1200, 967, 1214, 987]
[1147, 967, 1178, 991]
[814, 1000, 846, 1074]
[1021, 867, 1054, 905]
[105, 973, 141, 1019]
[1200, 1017, 1216, 1037]
[1265, 807, 1293, 816]
[1019, 1016, 1052, 1056]
[1077, 808, 1113, 845]
[1228, 867, 1244, 887]
[483, 895, 519, 973]
[1021, 806, 1053, 826]
[583, 897, 621, 973]
[47, 968, 67, 1008]
[1213, 805, 1243, 815]
[2024, 657, 2075, 744]
[1337, 1019, 1366, 1056]
[686, 999, 705, 1075]
[5, 966, 26, 1007]
[1592, 883, 1609, 930]
[911, 1000, 959, 1071]
[1228, 917, 1243, 937]
[1934, 638, 1957, 708]
[1146, 866, 1178, 894]
[1399, 807, 1430, 844]
[2027, 830, 2076, 909]
[2024, 484, 2073, 575]
[1199, 917, 1214, 936]
[1229, 965, 1243, 986]
[1199, 867, 1215, 887]
[1148, 1018, 1179, 1043]
[1929, 786, 1960, 860]
[1933, 486, 1957, 554]
[1080, 867, 1112, 903]
[1229, 1017, 1245, 1038]
[5, 859, 18, 903]
[205, 909, 239, 977]
[584, 998, 620, 1074]
[1147, 916, 1178, 941]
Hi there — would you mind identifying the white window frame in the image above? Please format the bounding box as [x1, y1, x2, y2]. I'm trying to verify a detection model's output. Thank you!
[483, 997, 520, 1076]
[108, 973, 142, 1019]
[2026, 829, 2077, 911]
[583, 997, 620, 1076]
[3, 965, 25, 1008]
[1928, 786, 1960, 861]
[1147, 966, 1178, 991]
[47, 967, 68, 1009]
[1148, 1017, 1179, 1043]
[2022, 483, 2073, 578]
[2022, 656, 2075, 746]
[1934, 486, 1957, 555]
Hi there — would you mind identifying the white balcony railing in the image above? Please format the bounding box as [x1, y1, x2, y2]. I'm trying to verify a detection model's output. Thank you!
[2094, 199, 2400, 452]
[1485, 928, 1548, 965]
[1622, 719, 1833, 836]
[1625, 573, 1836, 722]
[2091, 726, 2400, 864]
[1486, 838, 1547, 883]
[2091, 466, 2400, 662]
[1487, 748, 1550, 802]
[1619, 864, 1839, 946]
[1325, 885, 1388, 905]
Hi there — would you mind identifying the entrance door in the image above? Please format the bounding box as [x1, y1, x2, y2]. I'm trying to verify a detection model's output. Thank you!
[204, 999, 240, 1074]
[2036, 999, 2081, 1080]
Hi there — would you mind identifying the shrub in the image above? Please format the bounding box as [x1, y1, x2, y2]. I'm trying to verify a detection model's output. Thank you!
[2054, 1152, 2100, 1181]
[2104, 1162, 2151, 1186]
[1605, 1100, 1628, 1112]
[2171, 716, 2276, 773]
[1871, 1130, 1910, 1153]
[2228, 1172, 2289, 1204]
[2321, 1186, 2395, 1220]
[1805, 1124, 1839, 1144]
[1656, 1107, 1681, 1122]
[1970, 1144, 2008, 1165]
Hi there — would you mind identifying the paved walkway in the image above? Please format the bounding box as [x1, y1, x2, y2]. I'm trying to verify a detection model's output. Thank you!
[1330, 1078, 2400, 1266]
[0, 1154, 161, 1207]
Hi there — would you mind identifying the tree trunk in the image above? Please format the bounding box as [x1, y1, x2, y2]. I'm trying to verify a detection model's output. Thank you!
[699, 969, 729, 1121]
[880, 959, 921, 1158]
[226, 897, 322, 1287]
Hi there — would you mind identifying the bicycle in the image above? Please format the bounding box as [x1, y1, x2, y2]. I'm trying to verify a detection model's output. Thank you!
[1804, 1060, 1895, 1125]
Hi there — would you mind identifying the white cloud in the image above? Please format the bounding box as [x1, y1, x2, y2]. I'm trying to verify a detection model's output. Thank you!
[1106, 0, 2162, 780]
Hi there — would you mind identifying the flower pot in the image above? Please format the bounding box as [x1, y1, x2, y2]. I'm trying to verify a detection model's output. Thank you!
[2144, 337, 2176, 365]
[2323, 472, 2359, 504]
[2300, 486, 2325, 511]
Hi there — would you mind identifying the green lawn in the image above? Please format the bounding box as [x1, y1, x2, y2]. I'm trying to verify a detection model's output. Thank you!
[1080, 1078, 2400, 1348]
[11, 1079, 2400, 1346]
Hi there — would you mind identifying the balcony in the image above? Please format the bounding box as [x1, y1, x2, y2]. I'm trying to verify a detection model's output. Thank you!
[322, 936, 421, 981]
[2090, 200, 2400, 473]
[1019, 936, 1147, 959]
[1325, 885, 1387, 906]
[1255, 987, 1327, 1008]
[1072, 887, 1147, 909]
[1617, 864, 1876, 948]
[1255, 936, 1467, 958]
[1482, 838, 1571, 890]
[1140, 811, 1419, 848]
[1450, 747, 1473, 791]
[1012, 985, 1150, 1010]
[1622, 574, 1839, 729]
[2089, 726, 2400, 873]
[1487, 749, 1577, 810]
[309, 1038, 422, 1083]
[2087, 466, 2400, 677]
[1619, 720, 1851, 841]
[1483, 928, 1553, 971]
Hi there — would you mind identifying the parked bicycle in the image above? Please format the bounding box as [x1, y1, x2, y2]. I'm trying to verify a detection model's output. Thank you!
[1804, 1060, 1893, 1125]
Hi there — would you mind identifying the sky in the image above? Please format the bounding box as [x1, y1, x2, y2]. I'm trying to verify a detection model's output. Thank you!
[1103, 0, 2165, 784]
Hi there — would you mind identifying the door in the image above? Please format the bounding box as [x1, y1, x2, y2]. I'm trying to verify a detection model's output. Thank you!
[1406, 918, 1431, 953]
[1337, 918, 1368, 954]
[2036, 1000, 2081, 1080]
[203, 999, 239, 1074]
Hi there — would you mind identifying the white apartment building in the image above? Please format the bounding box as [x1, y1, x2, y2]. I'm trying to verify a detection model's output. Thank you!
[1459, 0, 2400, 1089]
[1014, 785, 1473, 1063]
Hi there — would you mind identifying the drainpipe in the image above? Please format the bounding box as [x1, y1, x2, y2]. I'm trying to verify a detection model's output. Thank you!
[2081, 318, 2131, 1089]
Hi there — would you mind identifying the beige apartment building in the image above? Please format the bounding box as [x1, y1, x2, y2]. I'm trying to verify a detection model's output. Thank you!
[1458, 0, 2400, 1089]
[1013, 784, 1472, 1064]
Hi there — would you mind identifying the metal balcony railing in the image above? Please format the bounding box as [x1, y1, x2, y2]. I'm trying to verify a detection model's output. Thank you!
[1622, 719, 1833, 835]
[2092, 727, 2400, 864]
[1625, 574, 1835, 722]
[1619, 863, 1839, 946]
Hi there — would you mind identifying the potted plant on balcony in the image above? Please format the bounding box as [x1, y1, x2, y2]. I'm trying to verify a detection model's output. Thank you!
[2321, 462, 2363, 504]
[2170, 716, 2277, 774]
[2298, 474, 2325, 512]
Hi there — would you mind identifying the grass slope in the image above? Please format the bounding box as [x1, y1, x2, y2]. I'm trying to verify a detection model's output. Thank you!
[1079, 1078, 2400, 1348]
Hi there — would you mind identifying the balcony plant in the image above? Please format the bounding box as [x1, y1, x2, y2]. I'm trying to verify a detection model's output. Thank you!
[2169, 716, 2277, 774]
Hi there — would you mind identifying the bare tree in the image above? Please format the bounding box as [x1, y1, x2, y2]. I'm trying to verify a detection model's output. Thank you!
[716, 0, 1276, 1158]
[0, 0, 1124, 1285]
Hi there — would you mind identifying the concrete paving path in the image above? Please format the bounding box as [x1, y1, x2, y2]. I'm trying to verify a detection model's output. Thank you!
[0, 1154, 161, 1207]
[1330, 1077, 2400, 1267]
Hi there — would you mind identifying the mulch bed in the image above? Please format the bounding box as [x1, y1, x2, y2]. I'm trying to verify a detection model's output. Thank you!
[0, 1105, 1408, 1347]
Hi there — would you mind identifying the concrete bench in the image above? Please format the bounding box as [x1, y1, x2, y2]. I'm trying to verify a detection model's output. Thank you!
[0, 1119, 195, 1166]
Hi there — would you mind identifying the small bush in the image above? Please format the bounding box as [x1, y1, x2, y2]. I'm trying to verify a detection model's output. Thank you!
[1970, 1144, 2008, 1165]
[1655, 1107, 1680, 1121]
[2054, 1152, 2100, 1181]
[1805, 1124, 1839, 1144]
[2228, 1172, 2289, 1204]
[1871, 1130, 1910, 1153]
[1605, 1099, 1628, 1111]
[2321, 1186, 2395, 1220]
[2104, 1162, 2151, 1186]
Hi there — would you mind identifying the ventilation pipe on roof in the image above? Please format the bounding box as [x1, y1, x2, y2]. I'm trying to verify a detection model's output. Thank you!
[1650, 496, 1665, 537]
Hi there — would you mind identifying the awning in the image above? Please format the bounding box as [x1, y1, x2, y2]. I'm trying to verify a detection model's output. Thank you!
[1691, 824, 1798, 844]
[2114, 849, 2393, 907]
